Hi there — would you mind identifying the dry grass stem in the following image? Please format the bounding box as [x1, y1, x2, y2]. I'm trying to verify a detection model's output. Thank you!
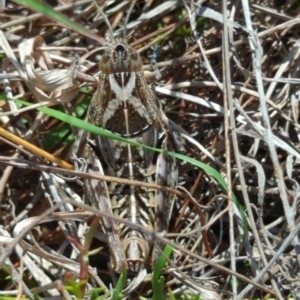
[1, 0, 300, 299]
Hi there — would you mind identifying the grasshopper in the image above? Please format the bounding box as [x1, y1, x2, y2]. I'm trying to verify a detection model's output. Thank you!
[72, 0, 180, 273]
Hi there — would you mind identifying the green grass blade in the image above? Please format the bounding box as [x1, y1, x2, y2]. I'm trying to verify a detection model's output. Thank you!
[14, 99, 248, 235]
[152, 245, 173, 300]
[112, 267, 127, 300]
[12, 0, 105, 44]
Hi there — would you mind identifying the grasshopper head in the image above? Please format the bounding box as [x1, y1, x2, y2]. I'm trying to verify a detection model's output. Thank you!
[99, 40, 143, 74]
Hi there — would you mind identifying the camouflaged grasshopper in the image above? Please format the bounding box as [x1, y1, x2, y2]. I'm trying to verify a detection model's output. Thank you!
[73, 0, 180, 273]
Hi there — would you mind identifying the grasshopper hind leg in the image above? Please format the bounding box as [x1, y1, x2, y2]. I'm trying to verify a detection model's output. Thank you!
[152, 135, 178, 265]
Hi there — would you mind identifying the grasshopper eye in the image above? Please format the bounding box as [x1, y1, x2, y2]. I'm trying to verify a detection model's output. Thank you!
[130, 51, 143, 71]
[99, 54, 112, 74]
[130, 52, 138, 61]
[101, 54, 110, 64]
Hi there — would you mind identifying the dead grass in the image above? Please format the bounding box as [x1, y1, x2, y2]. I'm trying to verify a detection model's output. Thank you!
[1, 0, 300, 299]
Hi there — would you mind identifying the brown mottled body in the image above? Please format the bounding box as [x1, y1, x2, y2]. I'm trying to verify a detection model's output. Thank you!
[74, 39, 178, 273]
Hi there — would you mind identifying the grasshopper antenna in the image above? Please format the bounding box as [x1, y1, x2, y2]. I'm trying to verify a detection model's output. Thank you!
[94, 0, 114, 41]
[123, 0, 138, 39]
